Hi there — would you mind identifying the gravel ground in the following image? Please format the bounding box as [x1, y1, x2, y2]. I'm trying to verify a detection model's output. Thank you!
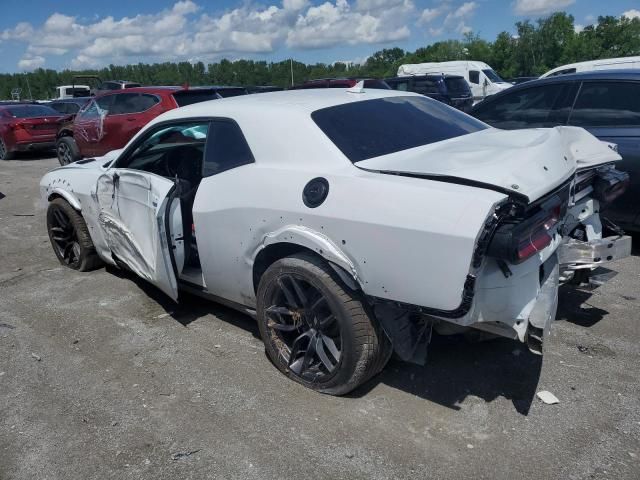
[1, 156, 639, 480]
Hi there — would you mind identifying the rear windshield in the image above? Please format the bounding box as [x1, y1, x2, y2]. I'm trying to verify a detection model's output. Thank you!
[216, 88, 247, 98]
[124, 83, 142, 88]
[444, 77, 470, 94]
[4, 105, 61, 118]
[362, 80, 390, 90]
[173, 90, 220, 107]
[312, 96, 486, 162]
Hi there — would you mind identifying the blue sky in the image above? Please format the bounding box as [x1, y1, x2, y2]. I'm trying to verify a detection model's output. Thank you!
[0, 0, 638, 73]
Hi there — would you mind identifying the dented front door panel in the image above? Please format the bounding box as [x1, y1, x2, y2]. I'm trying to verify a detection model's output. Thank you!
[95, 170, 179, 300]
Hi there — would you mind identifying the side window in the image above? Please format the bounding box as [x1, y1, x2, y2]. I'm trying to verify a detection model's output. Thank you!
[120, 122, 209, 178]
[392, 80, 409, 91]
[569, 82, 640, 127]
[473, 84, 566, 129]
[134, 94, 159, 112]
[203, 121, 254, 177]
[96, 95, 113, 115]
[469, 70, 480, 84]
[412, 78, 440, 95]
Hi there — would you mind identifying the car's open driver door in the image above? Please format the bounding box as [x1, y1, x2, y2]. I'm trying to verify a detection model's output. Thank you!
[94, 169, 179, 301]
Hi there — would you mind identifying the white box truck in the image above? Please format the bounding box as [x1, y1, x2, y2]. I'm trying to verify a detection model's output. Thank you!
[397, 61, 512, 103]
[540, 55, 640, 78]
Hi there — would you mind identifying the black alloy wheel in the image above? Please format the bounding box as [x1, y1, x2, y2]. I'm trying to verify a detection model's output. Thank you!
[257, 253, 391, 395]
[57, 141, 73, 165]
[49, 205, 82, 268]
[46, 198, 103, 271]
[265, 273, 343, 382]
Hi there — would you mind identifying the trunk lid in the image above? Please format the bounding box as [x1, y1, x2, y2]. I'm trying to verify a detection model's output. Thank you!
[357, 126, 621, 203]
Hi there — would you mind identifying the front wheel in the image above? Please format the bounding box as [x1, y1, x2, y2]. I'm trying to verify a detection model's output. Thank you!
[46, 198, 103, 271]
[56, 136, 80, 166]
[256, 253, 391, 395]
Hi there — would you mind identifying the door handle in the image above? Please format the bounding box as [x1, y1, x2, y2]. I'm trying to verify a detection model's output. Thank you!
[126, 117, 136, 122]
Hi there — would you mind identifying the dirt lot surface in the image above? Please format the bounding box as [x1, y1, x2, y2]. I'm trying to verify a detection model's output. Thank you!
[1, 156, 639, 480]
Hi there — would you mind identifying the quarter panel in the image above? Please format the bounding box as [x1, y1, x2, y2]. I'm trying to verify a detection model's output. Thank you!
[192, 163, 505, 310]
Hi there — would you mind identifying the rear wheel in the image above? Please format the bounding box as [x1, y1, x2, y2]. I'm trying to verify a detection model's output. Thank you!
[56, 136, 80, 166]
[46, 198, 103, 271]
[256, 253, 390, 395]
[0, 137, 15, 160]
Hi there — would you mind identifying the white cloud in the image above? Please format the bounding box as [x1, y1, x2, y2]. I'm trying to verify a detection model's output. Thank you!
[574, 24, 584, 33]
[622, 9, 640, 20]
[443, 2, 477, 34]
[513, 0, 575, 16]
[1, 22, 34, 41]
[2, 0, 424, 70]
[418, 6, 448, 25]
[18, 55, 45, 71]
[286, 0, 412, 48]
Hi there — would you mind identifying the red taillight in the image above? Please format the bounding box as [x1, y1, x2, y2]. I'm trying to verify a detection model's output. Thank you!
[489, 209, 561, 264]
[517, 228, 552, 261]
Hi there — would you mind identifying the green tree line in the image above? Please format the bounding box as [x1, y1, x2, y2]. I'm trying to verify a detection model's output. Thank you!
[1, 12, 638, 100]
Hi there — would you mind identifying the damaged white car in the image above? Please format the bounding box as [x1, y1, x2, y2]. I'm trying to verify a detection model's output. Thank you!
[41, 88, 631, 395]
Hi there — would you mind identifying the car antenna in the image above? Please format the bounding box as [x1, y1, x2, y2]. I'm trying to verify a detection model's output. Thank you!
[347, 80, 365, 94]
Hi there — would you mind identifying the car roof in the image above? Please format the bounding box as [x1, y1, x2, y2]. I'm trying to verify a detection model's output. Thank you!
[95, 86, 183, 97]
[522, 69, 640, 85]
[157, 88, 420, 121]
[386, 74, 464, 80]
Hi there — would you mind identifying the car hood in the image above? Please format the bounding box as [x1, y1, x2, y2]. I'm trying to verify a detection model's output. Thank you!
[356, 126, 621, 203]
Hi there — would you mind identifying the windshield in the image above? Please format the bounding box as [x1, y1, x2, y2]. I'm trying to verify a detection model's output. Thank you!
[311, 96, 487, 163]
[482, 69, 505, 83]
[5, 105, 61, 118]
[444, 77, 470, 95]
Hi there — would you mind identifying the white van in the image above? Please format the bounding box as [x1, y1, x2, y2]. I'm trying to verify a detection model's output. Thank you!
[53, 85, 91, 100]
[540, 55, 640, 78]
[397, 61, 512, 102]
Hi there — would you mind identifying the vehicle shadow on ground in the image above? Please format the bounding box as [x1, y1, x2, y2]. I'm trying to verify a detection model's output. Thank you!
[105, 265, 542, 415]
[7, 151, 57, 162]
[352, 334, 542, 415]
[556, 285, 608, 327]
[105, 265, 261, 337]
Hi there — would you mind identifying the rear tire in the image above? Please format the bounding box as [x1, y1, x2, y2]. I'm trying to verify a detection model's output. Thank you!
[46, 198, 103, 271]
[256, 252, 390, 396]
[56, 136, 80, 166]
[0, 137, 15, 160]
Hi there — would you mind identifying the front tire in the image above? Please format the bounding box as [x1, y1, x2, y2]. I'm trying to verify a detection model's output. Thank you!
[56, 136, 80, 166]
[256, 253, 391, 395]
[46, 198, 103, 271]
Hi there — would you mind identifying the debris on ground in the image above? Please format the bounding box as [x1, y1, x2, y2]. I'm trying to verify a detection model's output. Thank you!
[577, 345, 590, 354]
[31, 353, 41, 362]
[0, 323, 15, 330]
[171, 450, 200, 461]
[536, 390, 559, 405]
[154, 312, 173, 319]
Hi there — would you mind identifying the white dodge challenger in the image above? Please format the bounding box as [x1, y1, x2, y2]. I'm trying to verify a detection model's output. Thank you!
[40, 87, 631, 395]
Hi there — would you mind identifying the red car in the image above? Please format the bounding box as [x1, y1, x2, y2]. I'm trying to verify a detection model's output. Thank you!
[0, 104, 63, 160]
[56, 86, 240, 165]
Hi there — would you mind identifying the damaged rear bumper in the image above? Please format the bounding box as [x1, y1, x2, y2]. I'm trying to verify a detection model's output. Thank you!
[558, 235, 632, 270]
